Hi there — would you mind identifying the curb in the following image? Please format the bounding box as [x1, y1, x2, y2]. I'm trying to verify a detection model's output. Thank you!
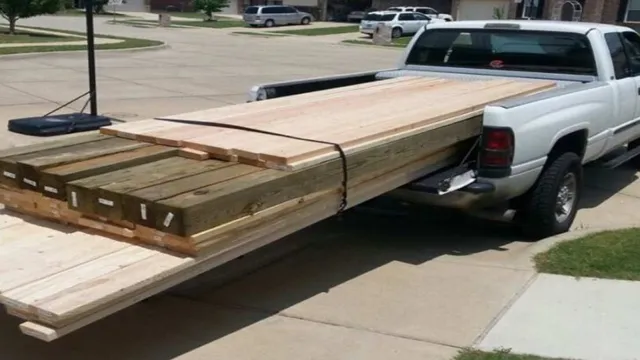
[0, 42, 169, 59]
[339, 41, 405, 50]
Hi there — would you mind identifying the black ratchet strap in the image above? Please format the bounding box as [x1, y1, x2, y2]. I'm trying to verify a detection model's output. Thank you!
[154, 117, 349, 212]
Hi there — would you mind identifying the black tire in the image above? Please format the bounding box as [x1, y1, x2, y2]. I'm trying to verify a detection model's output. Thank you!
[264, 19, 275, 27]
[301, 17, 311, 25]
[517, 152, 583, 239]
[627, 138, 640, 168]
[391, 27, 402, 38]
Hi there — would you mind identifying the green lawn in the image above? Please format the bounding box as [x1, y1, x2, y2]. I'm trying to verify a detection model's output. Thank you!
[115, 18, 246, 29]
[0, 28, 77, 44]
[272, 25, 359, 36]
[455, 349, 572, 360]
[154, 11, 234, 20]
[534, 228, 640, 281]
[0, 26, 163, 56]
[171, 19, 246, 28]
[342, 36, 411, 48]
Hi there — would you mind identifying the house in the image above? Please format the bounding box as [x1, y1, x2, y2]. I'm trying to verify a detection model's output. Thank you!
[452, 0, 637, 26]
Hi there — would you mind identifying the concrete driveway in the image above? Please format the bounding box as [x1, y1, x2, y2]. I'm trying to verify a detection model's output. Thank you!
[0, 16, 399, 147]
[1, 16, 640, 360]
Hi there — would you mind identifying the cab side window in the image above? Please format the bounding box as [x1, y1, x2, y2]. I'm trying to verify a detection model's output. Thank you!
[605, 32, 631, 79]
[621, 31, 640, 75]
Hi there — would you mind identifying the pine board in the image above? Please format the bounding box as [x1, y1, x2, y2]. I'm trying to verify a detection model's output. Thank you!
[100, 77, 555, 171]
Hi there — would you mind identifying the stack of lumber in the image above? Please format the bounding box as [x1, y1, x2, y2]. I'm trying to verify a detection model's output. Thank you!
[0, 76, 555, 256]
[0, 76, 556, 341]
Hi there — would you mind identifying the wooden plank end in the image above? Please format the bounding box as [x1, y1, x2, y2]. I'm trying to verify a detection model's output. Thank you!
[178, 148, 210, 161]
[19, 321, 60, 342]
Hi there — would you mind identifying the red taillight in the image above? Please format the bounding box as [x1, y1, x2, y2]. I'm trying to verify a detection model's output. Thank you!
[479, 128, 514, 167]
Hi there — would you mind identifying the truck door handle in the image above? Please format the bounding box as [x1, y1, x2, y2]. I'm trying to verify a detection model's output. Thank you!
[637, 87, 640, 95]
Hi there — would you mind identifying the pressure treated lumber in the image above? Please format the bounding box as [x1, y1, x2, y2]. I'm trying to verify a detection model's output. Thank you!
[122, 163, 262, 228]
[0, 141, 460, 337]
[0, 133, 109, 187]
[39, 145, 179, 200]
[148, 116, 480, 236]
[66, 157, 235, 220]
[1, 137, 148, 192]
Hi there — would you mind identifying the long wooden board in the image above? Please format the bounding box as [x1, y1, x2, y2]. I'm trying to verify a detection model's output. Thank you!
[100, 77, 555, 171]
[39, 145, 179, 200]
[0, 133, 109, 187]
[0, 139, 460, 340]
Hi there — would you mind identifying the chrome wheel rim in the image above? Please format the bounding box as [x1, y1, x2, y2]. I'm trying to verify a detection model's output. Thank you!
[555, 173, 577, 223]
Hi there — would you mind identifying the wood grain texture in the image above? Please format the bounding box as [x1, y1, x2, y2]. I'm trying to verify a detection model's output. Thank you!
[151, 116, 480, 236]
[67, 157, 235, 221]
[13, 138, 149, 192]
[0, 141, 460, 336]
[100, 78, 555, 171]
[178, 148, 210, 160]
[0, 134, 110, 188]
[122, 164, 261, 228]
[39, 145, 179, 200]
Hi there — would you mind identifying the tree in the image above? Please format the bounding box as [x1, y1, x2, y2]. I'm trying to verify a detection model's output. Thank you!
[193, 0, 229, 21]
[93, 0, 109, 14]
[0, 0, 61, 35]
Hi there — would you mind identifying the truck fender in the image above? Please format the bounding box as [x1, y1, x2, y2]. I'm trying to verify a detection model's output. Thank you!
[548, 124, 589, 159]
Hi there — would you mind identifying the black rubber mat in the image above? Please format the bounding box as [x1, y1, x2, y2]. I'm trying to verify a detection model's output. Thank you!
[8, 113, 112, 136]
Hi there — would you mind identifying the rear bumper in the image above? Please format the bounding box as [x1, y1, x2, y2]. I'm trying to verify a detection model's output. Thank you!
[387, 164, 543, 210]
[360, 28, 375, 34]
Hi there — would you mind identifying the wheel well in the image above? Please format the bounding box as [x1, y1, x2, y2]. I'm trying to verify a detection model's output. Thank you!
[549, 129, 588, 160]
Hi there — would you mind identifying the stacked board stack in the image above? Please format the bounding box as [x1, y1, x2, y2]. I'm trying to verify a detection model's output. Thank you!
[0, 76, 555, 256]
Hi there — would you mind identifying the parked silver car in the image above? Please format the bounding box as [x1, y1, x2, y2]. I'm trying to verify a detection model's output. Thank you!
[243, 5, 314, 27]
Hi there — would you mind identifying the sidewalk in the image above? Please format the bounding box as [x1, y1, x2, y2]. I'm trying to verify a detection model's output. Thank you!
[477, 273, 640, 360]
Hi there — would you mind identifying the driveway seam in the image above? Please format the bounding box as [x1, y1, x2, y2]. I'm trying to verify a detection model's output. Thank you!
[175, 295, 464, 351]
[471, 271, 539, 347]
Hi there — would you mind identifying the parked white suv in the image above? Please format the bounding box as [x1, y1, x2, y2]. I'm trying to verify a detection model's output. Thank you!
[359, 11, 442, 38]
[387, 6, 454, 21]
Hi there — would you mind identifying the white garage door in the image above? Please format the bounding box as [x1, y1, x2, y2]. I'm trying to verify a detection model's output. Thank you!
[457, 0, 510, 20]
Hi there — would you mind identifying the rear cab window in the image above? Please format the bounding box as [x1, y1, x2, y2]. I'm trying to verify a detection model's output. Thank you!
[405, 28, 597, 76]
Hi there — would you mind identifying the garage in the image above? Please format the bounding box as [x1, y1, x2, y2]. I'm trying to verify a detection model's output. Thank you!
[456, 0, 510, 20]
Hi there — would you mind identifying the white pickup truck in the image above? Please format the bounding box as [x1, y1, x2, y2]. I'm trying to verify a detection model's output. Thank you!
[247, 20, 640, 239]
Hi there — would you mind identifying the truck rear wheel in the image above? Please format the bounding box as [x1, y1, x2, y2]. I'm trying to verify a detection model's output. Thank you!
[517, 152, 583, 239]
[627, 138, 640, 168]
